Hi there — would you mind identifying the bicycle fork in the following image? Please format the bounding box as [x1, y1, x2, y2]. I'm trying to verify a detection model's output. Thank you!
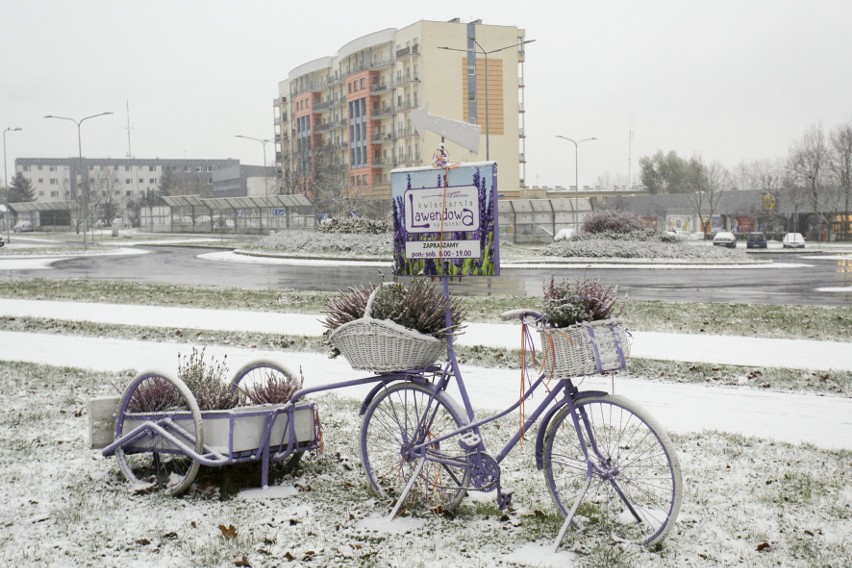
[551, 397, 645, 552]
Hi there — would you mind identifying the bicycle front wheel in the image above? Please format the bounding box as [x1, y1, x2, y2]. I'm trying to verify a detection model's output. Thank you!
[360, 381, 471, 513]
[543, 394, 683, 546]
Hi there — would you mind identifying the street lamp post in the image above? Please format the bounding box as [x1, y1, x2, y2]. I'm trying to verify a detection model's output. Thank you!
[438, 38, 535, 161]
[3, 126, 22, 243]
[235, 135, 273, 196]
[555, 135, 597, 231]
[44, 112, 113, 249]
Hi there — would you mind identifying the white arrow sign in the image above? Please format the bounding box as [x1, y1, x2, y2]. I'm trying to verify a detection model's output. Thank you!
[409, 105, 481, 154]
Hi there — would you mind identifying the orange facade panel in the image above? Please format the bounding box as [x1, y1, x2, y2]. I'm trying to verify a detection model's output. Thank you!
[461, 57, 504, 136]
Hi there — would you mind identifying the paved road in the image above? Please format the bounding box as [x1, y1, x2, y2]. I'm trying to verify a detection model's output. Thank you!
[3, 245, 851, 306]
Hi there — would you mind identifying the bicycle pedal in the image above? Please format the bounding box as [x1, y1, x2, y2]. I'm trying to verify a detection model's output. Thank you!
[458, 431, 481, 451]
[498, 490, 513, 510]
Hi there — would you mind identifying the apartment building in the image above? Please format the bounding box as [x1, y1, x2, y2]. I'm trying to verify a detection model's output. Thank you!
[15, 157, 238, 205]
[274, 18, 528, 210]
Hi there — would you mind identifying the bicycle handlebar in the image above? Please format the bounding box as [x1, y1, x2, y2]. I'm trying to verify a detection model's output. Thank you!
[500, 309, 544, 322]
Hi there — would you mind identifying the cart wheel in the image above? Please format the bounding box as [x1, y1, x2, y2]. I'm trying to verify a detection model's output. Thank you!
[114, 371, 203, 495]
[230, 360, 304, 474]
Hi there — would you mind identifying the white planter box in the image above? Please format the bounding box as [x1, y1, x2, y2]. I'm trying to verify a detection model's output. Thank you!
[119, 402, 317, 456]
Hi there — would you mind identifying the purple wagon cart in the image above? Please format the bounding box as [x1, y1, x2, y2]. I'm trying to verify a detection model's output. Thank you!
[101, 362, 320, 495]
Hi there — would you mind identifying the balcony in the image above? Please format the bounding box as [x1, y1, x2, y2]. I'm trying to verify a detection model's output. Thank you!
[519, 153, 526, 163]
[370, 82, 389, 93]
[519, 128, 525, 138]
[396, 74, 420, 87]
[372, 105, 394, 118]
[395, 44, 420, 59]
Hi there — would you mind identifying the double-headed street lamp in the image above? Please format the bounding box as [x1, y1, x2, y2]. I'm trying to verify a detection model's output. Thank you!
[235, 134, 273, 196]
[555, 135, 597, 231]
[3, 126, 23, 242]
[44, 112, 113, 249]
[438, 38, 535, 161]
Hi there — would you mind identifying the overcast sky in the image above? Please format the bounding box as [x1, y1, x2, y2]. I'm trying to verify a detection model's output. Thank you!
[2, 0, 851, 189]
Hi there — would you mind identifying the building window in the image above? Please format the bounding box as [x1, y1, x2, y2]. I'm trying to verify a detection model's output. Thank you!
[149, 178, 156, 184]
[125, 165, 131, 171]
[38, 178, 44, 183]
[125, 179, 131, 184]
[50, 178, 57, 184]
[50, 191, 58, 198]
[49, 166, 56, 171]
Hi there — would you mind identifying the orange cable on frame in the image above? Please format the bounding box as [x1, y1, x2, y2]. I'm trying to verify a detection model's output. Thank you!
[518, 322, 527, 446]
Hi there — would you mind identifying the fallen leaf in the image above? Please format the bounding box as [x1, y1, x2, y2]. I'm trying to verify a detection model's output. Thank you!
[135, 538, 150, 546]
[218, 524, 238, 539]
[756, 542, 770, 552]
[234, 555, 251, 567]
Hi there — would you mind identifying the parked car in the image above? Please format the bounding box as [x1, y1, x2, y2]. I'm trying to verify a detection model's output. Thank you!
[12, 221, 33, 233]
[782, 232, 806, 248]
[746, 232, 767, 249]
[0, 235, 4, 247]
[712, 231, 737, 248]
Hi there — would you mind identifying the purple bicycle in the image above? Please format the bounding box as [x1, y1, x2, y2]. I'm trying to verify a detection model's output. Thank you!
[289, 301, 683, 547]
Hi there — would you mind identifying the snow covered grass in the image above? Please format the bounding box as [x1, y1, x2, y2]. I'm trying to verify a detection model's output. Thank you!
[250, 231, 394, 257]
[248, 229, 751, 263]
[544, 235, 745, 261]
[5, 315, 849, 397]
[2, 278, 850, 341]
[1, 360, 849, 567]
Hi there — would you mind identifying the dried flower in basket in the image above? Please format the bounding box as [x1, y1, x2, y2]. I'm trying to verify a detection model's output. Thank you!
[542, 276, 626, 328]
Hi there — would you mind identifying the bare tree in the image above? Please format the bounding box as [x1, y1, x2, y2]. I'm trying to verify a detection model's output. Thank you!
[830, 122, 852, 240]
[89, 168, 123, 225]
[732, 158, 785, 191]
[787, 124, 832, 239]
[685, 156, 732, 237]
[595, 171, 629, 190]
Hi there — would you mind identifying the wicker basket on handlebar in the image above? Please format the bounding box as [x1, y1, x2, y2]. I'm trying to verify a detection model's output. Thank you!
[328, 286, 447, 372]
[539, 319, 630, 377]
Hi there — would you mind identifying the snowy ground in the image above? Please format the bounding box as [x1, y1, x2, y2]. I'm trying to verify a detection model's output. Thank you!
[1, 238, 850, 566]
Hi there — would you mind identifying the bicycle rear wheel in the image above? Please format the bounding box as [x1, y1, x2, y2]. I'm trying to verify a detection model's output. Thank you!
[360, 381, 470, 513]
[543, 394, 682, 546]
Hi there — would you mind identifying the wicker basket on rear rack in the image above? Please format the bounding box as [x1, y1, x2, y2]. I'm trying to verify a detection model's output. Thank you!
[539, 318, 630, 377]
[328, 285, 447, 372]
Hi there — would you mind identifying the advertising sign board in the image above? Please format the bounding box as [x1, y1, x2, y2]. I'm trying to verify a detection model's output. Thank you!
[392, 162, 499, 277]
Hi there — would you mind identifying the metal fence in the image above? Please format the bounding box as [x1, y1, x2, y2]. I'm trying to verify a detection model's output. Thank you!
[141, 195, 316, 234]
[497, 198, 591, 244]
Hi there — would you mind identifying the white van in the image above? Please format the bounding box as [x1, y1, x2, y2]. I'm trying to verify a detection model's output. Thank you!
[782, 233, 805, 248]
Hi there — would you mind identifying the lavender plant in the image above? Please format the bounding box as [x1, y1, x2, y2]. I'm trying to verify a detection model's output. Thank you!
[323, 280, 466, 344]
[127, 376, 184, 413]
[543, 276, 626, 328]
[177, 347, 239, 411]
[242, 367, 304, 405]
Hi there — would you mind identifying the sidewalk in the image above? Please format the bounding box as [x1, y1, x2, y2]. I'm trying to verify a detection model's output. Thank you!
[1, 298, 849, 371]
[0, 299, 850, 450]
